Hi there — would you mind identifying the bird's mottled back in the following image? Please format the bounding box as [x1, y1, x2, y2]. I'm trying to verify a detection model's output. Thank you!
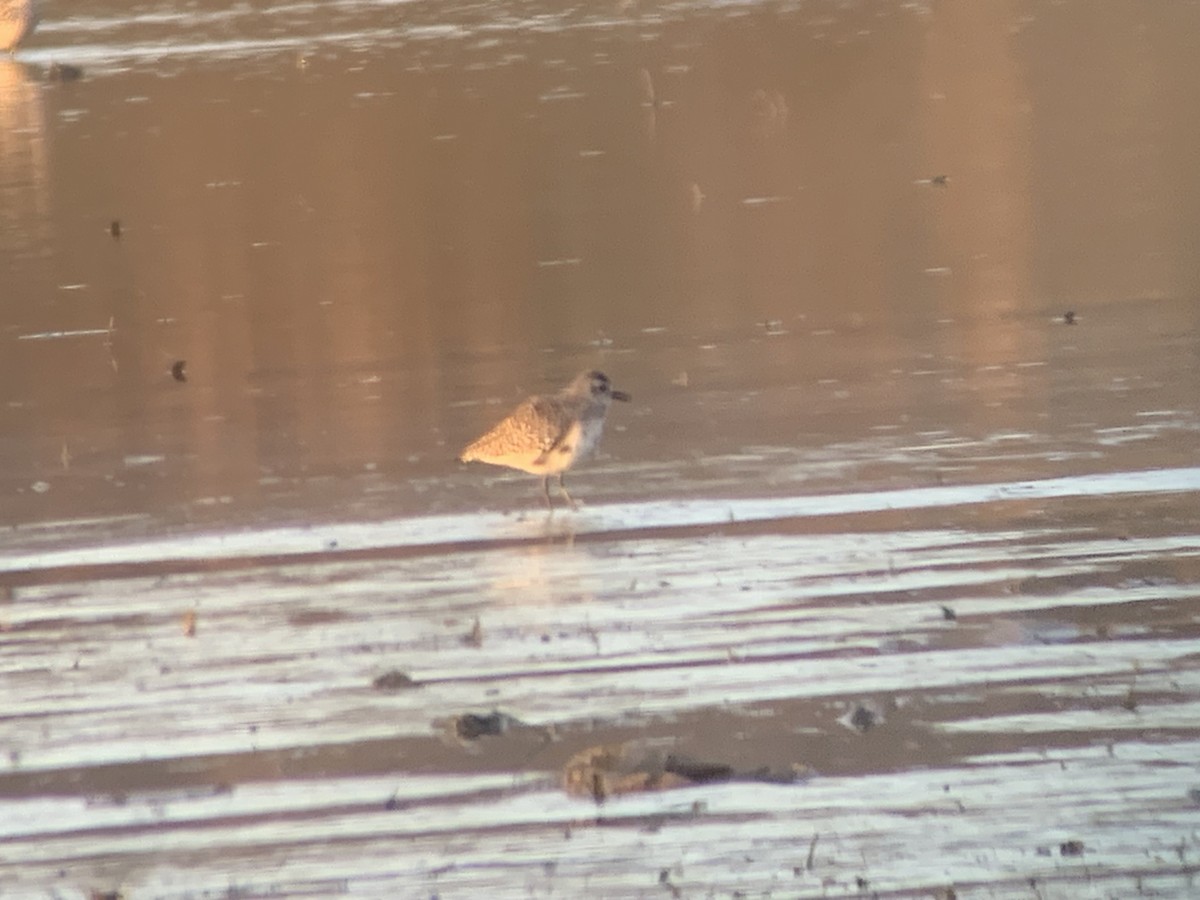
[459, 394, 578, 463]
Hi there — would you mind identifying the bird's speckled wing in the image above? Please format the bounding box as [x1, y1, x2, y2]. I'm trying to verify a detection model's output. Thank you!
[459, 395, 576, 464]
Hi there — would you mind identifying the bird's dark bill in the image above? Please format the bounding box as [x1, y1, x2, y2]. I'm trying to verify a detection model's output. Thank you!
[611, 390, 632, 402]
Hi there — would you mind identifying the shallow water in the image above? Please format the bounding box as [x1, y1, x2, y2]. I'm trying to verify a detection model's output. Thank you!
[3, 1, 1200, 898]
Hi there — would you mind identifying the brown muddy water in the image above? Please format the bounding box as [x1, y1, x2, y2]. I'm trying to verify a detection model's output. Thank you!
[3, 1, 1200, 898]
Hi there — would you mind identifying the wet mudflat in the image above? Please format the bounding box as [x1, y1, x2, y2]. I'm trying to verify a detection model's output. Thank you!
[4, 476, 1200, 898]
[4, 1, 1200, 898]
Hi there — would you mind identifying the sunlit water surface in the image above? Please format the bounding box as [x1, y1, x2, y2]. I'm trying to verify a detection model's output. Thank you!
[2, 1, 1200, 897]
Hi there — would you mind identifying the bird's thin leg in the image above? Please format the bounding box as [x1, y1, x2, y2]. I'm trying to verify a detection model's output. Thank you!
[557, 474, 578, 510]
[541, 476, 554, 511]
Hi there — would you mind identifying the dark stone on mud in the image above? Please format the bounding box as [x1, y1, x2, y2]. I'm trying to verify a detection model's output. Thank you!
[171, 360, 187, 382]
[1059, 839, 1085, 856]
[454, 710, 520, 740]
[664, 755, 735, 783]
[563, 742, 810, 799]
[372, 670, 419, 691]
[50, 62, 86, 83]
[848, 704, 878, 732]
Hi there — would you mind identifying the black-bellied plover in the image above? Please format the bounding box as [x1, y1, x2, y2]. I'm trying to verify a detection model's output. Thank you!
[459, 370, 630, 509]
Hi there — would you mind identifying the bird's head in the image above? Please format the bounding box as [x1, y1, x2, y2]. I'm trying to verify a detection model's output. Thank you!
[581, 370, 630, 403]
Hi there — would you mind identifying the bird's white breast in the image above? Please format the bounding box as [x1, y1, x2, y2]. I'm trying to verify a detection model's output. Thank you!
[574, 416, 604, 460]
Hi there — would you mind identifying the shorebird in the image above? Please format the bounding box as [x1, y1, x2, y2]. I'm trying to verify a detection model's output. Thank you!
[459, 370, 630, 510]
[1, 0, 40, 53]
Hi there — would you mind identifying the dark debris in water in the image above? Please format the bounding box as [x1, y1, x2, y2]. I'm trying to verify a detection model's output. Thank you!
[1059, 839, 1085, 856]
[371, 670, 420, 691]
[562, 742, 810, 802]
[845, 703, 881, 733]
[462, 616, 483, 648]
[454, 710, 522, 740]
[50, 62, 86, 83]
[171, 360, 188, 382]
[383, 792, 405, 811]
[664, 755, 735, 784]
[1121, 686, 1138, 712]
